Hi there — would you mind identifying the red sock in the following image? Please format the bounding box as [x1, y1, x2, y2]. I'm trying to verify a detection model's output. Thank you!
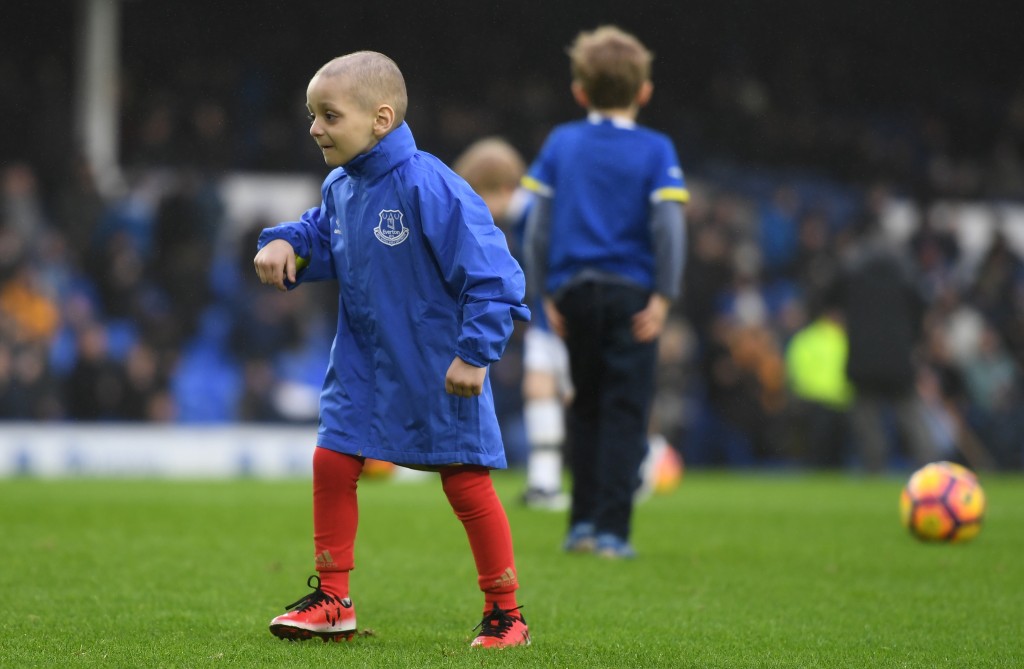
[312, 447, 363, 598]
[440, 466, 520, 613]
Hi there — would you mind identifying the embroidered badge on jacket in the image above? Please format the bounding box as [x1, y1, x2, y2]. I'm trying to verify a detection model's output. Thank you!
[374, 209, 409, 246]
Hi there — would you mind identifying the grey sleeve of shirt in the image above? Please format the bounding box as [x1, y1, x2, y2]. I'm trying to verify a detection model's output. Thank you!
[523, 194, 552, 301]
[651, 199, 686, 301]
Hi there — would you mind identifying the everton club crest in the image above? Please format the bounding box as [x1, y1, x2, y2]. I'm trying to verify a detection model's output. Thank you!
[374, 209, 409, 246]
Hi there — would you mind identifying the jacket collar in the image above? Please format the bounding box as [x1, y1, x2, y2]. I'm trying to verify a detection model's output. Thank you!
[343, 122, 416, 179]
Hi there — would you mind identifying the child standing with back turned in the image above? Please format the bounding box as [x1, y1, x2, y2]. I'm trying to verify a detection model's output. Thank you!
[253, 51, 532, 648]
[452, 137, 574, 512]
[522, 26, 689, 559]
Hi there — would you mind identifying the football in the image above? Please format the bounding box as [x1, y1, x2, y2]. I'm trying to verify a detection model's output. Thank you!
[362, 457, 396, 479]
[899, 461, 985, 543]
[637, 434, 684, 500]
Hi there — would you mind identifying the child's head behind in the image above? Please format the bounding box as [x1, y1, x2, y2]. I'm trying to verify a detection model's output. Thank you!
[306, 51, 409, 166]
[567, 26, 652, 111]
[452, 137, 525, 220]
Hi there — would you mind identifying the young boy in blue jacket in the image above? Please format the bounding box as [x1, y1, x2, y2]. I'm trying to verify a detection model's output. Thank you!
[253, 51, 531, 648]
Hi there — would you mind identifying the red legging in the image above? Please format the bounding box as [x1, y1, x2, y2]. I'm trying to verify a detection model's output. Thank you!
[439, 464, 519, 597]
[311, 448, 518, 603]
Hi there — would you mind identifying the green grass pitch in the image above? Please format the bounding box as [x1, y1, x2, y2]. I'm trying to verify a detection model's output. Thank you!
[2, 469, 1022, 668]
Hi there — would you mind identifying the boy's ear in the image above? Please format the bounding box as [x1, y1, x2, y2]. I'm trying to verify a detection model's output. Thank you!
[636, 81, 653, 108]
[571, 81, 590, 109]
[373, 104, 396, 136]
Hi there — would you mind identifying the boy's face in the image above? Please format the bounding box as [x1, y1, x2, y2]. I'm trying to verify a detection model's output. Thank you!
[306, 73, 380, 167]
[476, 186, 515, 226]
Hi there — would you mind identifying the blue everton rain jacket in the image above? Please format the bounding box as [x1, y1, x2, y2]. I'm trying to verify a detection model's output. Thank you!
[257, 123, 529, 468]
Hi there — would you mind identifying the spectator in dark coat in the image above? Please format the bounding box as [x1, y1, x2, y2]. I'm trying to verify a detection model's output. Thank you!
[827, 193, 940, 472]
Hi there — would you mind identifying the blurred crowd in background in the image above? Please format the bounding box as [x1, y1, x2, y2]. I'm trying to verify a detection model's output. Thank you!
[2, 2, 1023, 471]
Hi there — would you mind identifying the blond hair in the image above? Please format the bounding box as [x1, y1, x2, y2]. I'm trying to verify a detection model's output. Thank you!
[317, 51, 409, 124]
[567, 25, 652, 109]
[452, 137, 525, 194]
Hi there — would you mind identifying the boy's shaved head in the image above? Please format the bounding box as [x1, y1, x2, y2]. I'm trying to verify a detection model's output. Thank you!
[316, 51, 408, 124]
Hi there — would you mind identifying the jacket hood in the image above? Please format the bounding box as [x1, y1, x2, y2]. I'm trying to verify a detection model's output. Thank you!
[343, 122, 416, 179]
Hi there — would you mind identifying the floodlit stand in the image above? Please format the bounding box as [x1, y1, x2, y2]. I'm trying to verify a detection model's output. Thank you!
[75, 0, 126, 198]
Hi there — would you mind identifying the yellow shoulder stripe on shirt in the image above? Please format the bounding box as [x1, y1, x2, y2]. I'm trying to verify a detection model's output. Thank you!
[520, 175, 554, 197]
[652, 186, 690, 203]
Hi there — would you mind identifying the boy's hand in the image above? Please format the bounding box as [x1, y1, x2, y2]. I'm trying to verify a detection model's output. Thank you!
[445, 357, 487, 397]
[632, 294, 670, 343]
[253, 239, 298, 291]
[543, 298, 566, 338]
